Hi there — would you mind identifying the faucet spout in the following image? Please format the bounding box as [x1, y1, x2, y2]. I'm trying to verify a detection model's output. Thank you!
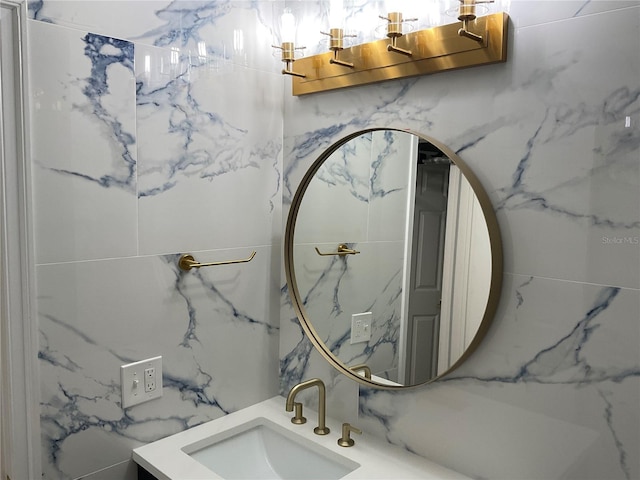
[285, 378, 330, 435]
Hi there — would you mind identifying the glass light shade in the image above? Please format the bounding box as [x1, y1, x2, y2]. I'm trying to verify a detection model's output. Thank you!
[329, 0, 344, 29]
[281, 8, 296, 43]
[425, 1, 443, 26]
[384, 0, 417, 16]
[445, 0, 494, 19]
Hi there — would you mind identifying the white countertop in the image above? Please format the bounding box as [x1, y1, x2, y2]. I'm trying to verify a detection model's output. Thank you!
[133, 396, 470, 480]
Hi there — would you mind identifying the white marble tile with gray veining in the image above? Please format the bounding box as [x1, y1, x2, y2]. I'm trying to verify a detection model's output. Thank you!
[280, 4, 640, 480]
[37, 248, 279, 479]
[287, 130, 417, 383]
[29, 0, 283, 73]
[135, 42, 283, 255]
[284, 5, 640, 289]
[357, 274, 639, 480]
[29, 20, 138, 264]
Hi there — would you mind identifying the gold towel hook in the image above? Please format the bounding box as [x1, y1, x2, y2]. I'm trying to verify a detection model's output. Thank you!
[314, 244, 360, 257]
[178, 251, 257, 271]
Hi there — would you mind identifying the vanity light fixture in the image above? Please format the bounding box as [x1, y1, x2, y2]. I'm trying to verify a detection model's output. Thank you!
[379, 11, 418, 56]
[278, 3, 509, 96]
[272, 8, 306, 78]
[457, 0, 495, 42]
[320, 0, 355, 67]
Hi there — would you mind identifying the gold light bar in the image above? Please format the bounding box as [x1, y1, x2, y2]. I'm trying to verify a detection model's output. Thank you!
[289, 12, 508, 96]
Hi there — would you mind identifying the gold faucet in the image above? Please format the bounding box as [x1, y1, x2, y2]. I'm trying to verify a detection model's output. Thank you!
[285, 378, 330, 435]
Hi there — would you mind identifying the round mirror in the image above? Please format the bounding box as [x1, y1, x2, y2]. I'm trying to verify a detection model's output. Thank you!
[284, 128, 502, 388]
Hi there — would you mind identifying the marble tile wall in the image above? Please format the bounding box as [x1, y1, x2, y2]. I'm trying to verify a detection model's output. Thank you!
[22, 0, 639, 479]
[280, 1, 640, 479]
[292, 130, 414, 382]
[28, 1, 284, 479]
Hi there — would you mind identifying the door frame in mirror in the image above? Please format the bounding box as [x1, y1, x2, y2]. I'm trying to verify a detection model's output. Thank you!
[284, 128, 503, 389]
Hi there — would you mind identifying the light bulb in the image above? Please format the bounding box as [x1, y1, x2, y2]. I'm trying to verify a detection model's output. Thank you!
[329, 0, 344, 29]
[425, 2, 442, 26]
[386, 0, 411, 12]
[281, 8, 296, 43]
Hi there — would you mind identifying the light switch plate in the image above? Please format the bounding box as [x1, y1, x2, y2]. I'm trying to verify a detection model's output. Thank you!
[121, 356, 162, 408]
[350, 312, 372, 344]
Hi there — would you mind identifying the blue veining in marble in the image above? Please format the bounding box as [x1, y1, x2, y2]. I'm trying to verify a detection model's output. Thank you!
[38, 330, 81, 372]
[326, 267, 401, 367]
[39, 313, 130, 363]
[39, 256, 278, 465]
[284, 84, 421, 203]
[495, 88, 640, 230]
[162, 368, 230, 414]
[300, 247, 363, 328]
[39, 316, 181, 476]
[27, 0, 52, 22]
[370, 130, 409, 200]
[359, 284, 639, 477]
[280, 330, 315, 393]
[515, 276, 534, 309]
[516, 287, 621, 382]
[312, 134, 371, 203]
[284, 124, 350, 203]
[288, 129, 412, 212]
[304, 254, 351, 319]
[137, 1, 231, 50]
[286, 129, 415, 381]
[434, 286, 638, 386]
[268, 144, 282, 213]
[574, 1, 593, 16]
[162, 254, 278, 349]
[510, 113, 547, 192]
[288, 245, 402, 381]
[80, 33, 135, 188]
[40, 377, 195, 479]
[279, 284, 315, 393]
[136, 55, 275, 198]
[84, 34, 134, 91]
[598, 389, 631, 479]
[45, 33, 137, 193]
[38, 308, 233, 477]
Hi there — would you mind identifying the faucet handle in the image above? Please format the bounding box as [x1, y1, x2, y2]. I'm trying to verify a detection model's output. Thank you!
[337, 423, 362, 447]
[290, 402, 307, 425]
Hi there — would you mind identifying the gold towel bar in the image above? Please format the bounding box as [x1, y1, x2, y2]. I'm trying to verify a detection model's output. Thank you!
[178, 251, 256, 271]
[314, 244, 360, 257]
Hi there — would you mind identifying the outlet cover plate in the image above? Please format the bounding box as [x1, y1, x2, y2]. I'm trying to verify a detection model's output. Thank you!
[350, 312, 372, 344]
[121, 356, 162, 408]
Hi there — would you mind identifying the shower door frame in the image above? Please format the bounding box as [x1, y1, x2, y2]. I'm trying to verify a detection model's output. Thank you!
[0, 1, 41, 479]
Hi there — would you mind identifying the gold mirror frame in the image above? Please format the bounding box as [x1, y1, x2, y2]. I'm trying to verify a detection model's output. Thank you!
[284, 128, 503, 389]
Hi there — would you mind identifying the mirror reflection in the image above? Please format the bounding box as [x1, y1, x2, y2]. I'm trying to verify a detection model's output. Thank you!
[289, 129, 501, 387]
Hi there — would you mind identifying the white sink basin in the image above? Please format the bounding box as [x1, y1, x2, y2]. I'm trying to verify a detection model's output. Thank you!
[133, 397, 472, 480]
[182, 417, 359, 479]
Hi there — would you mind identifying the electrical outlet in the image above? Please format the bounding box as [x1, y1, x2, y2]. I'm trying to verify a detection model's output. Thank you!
[144, 367, 156, 392]
[121, 356, 162, 408]
[350, 312, 372, 344]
